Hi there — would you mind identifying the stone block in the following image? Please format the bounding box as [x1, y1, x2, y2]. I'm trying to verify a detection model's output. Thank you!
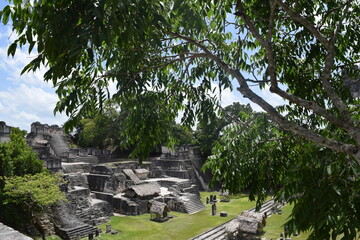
[220, 211, 228, 217]
[134, 168, 150, 180]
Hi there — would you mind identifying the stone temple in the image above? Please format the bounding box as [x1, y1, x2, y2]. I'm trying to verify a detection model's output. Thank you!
[0, 121, 212, 239]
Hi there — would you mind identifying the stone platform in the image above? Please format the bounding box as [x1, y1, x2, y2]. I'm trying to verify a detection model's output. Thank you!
[0, 222, 33, 240]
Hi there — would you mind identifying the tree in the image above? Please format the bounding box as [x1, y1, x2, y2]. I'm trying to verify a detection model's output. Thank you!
[1, 0, 359, 238]
[204, 114, 360, 239]
[73, 104, 124, 149]
[2, 172, 65, 239]
[171, 123, 195, 146]
[194, 102, 253, 156]
[0, 128, 43, 183]
[0, 128, 65, 238]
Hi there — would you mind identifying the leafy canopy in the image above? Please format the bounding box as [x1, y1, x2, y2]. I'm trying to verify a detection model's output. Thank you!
[205, 112, 360, 239]
[1, 0, 360, 239]
[0, 128, 43, 181]
[3, 172, 65, 213]
[1, 0, 358, 159]
[0, 128, 65, 233]
[194, 102, 253, 157]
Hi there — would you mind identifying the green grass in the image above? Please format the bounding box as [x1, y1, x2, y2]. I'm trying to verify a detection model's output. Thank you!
[262, 204, 310, 240]
[42, 194, 317, 240]
[96, 192, 256, 240]
[35, 236, 62, 240]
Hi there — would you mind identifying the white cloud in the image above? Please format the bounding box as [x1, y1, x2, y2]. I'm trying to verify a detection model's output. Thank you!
[108, 80, 118, 97]
[208, 83, 244, 107]
[0, 84, 57, 113]
[0, 26, 67, 132]
[0, 84, 67, 131]
[0, 46, 50, 88]
[259, 85, 287, 107]
[0, 26, 17, 43]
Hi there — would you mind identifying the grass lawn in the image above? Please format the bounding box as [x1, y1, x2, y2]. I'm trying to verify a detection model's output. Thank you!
[42, 193, 318, 240]
[262, 204, 310, 240]
[96, 192, 256, 240]
[35, 236, 62, 240]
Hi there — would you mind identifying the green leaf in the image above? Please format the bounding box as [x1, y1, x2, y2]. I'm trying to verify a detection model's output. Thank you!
[7, 42, 17, 56]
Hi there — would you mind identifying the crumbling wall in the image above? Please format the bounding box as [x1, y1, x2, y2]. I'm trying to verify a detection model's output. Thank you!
[0, 121, 12, 143]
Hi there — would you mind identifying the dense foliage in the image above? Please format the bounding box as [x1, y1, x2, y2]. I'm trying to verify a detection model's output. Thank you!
[0, 128, 65, 236]
[195, 102, 253, 156]
[0, 128, 43, 184]
[1, 0, 359, 238]
[205, 113, 360, 239]
[73, 103, 195, 157]
[73, 104, 124, 149]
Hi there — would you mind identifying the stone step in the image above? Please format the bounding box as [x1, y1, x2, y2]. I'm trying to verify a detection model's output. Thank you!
[76, 211, 90, 219]
[189, 199, 278, 240]
[183, 195, 206, 214]
[164, 170, 190, 179]
[248, 199, 279, 217]
[204, 228, 226, 240]
[58, 224, 98, 240]
[123, 169, 141, 184]
[190, 222, 229, 240]
[176, 181, 192, 189]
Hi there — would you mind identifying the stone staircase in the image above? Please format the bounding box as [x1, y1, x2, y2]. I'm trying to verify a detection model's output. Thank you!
[189, 219, 233, 240]
[57, 224, 99, 240]
[189, 199, 279, 240]
[123, 169, 141, 184]
[181, 194, 206, 214]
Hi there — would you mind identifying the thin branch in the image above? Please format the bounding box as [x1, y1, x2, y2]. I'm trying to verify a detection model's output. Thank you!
[275, 0, 330, 49]
[245, 78, 270, 84]
[267, 0, 277, 42]
[335, 60, 360, 69]
[168, 31, 358, 158]
[99, 53, 208, 80]
[317, 1, 351, 29]
[235, 0, 277, 88]
[235, 0, 359, 143]
[318, 2, 359, 142]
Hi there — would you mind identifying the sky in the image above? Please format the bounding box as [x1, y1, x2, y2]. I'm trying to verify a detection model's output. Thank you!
[0, 2, 284, 132]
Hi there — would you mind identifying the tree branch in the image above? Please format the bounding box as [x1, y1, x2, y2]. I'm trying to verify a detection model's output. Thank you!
[235, 0, 277, 89]
[166, 31, 358, 159]
[275, 0, 330, 49]
[100, 53, 208, 80]
[235, 0, 359, 144]
[320, 2, 352, 117]
[267, 0, 277, 43]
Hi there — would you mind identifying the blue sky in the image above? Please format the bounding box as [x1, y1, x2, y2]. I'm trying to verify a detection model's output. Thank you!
[0, 2, 284, 132]
[0, 1, 67, 131]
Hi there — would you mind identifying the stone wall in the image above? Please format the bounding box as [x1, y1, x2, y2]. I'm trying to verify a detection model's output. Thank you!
[0, 121, 12, 143]
[30, 122, 63, 135]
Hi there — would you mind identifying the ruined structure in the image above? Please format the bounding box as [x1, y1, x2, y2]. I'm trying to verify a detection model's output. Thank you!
[27, 122, 111, 172]
[225, 211, 266, 240]
[0, 121, 12, 143]
[3, 121, 210, 239]
[149, 201, 171, 222]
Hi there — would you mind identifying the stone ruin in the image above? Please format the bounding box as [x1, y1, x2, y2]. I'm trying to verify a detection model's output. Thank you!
[225, 211, 266, 240]
[0, 121, 12, 144]
[26, 122, 113, 173]
[2, 121, 211, 239]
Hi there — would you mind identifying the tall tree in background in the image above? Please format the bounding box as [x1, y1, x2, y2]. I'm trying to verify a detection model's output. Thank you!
[1, 0, 359, 238]
[195, 102, 253, 157]
[73, 104, 124, 149]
